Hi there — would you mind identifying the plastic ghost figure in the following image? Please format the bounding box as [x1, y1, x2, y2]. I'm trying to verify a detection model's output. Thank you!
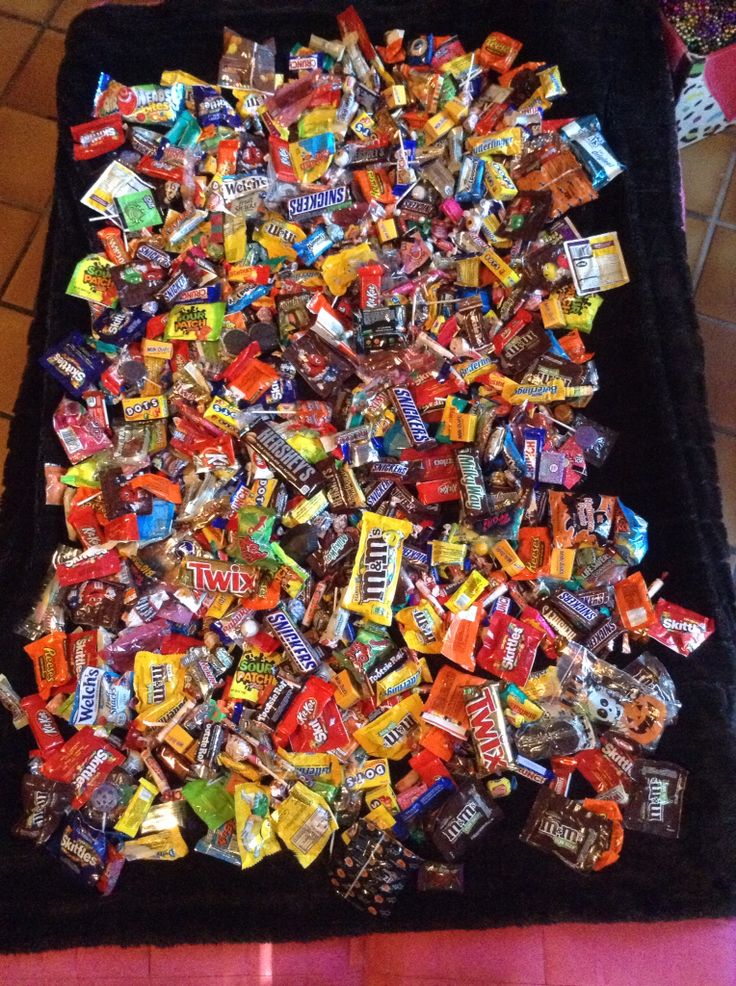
[584, 682, 623, 728]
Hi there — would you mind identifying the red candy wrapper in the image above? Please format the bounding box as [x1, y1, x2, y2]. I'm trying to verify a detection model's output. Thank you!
[476, 612, 544, 686]
[648, 599, 715, 656]
[71, 114, 125, 160]
[41, 729, 126, 809]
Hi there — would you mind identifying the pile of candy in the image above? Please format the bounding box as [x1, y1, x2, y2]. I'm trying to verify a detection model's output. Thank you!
[0, 7, 716, 913]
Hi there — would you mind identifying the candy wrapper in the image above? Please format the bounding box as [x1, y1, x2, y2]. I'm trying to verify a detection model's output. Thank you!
[329, 818, 421, 917]
[648, 599, 715, 656]
[47, 813, 125, 893]
[13, 775, 72, 844]
[520, 788, 621, 872]
[233, 782, 281, 869]
[623, 760, 687, 839]
[0, 7, 708, 912]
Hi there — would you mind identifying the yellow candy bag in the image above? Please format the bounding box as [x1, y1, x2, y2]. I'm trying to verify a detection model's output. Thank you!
[396, 601, 445, 654]
[114, 778, 157, 838]
[273, 782, 337, 867]
[365, 783, 399, 814]
[375, 657, 424, 703]
[289, 133, 335, 183]
[233, 782, 281, 870]
[278, 750, 344, 787]
[345, 758, 390, 792]
[343, 512, 413, 626]
[252, 212, 306, 260]
[133, 651, 185, 715]
[353, 693, 424, 760]
[122, 827, 189, 861]
[320, 242, 376, 295]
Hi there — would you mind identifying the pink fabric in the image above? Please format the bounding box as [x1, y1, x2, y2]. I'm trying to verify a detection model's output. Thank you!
[1, 919, 734, 985]
[704, 43, 736, 122]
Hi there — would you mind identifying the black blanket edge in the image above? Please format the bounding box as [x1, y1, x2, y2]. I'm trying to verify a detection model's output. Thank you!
[0, 0, 735, 954]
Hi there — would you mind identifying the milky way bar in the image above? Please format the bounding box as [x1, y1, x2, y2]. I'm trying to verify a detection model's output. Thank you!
[244, 421, 324, 497]
[454, 447, 490, 519]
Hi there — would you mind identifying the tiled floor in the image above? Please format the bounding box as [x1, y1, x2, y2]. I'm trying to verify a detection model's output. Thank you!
[680, 130, 736, 580]
[0, 1, 733, 575]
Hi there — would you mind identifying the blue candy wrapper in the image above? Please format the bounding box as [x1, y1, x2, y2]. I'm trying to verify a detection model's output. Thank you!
[562, 115, 625, 190]
[193, 85, 240, 129]
[615, 499, 648, 565]
[39, 332, 106, 398]
[47, 813, 124, 894]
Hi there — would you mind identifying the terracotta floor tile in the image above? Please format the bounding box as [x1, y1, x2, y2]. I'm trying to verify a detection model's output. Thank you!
[0, 0, 55, 21]
[717, 163, 736, 223]
[0, 108, 56, 210]
[3, 212, 49, 310]
[695, 226, 736, 322]
[0, 416, 9, 490]
[51, 0, 91, 30]
[685, 215, 707, 272]
[714, 432, 736, 547]
[680, 133, 735, 216]
[0, 203, 37, 288]
[0, 305, 31, 414]
[5, 29, 65, 119]
[700, 317, 736, 432]
[0, 15, 39, 93]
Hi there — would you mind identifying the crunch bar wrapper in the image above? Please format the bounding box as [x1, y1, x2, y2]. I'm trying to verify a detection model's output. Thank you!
[343, 512, 413, 626]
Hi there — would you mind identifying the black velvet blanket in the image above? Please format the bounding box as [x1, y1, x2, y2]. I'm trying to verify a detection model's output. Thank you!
[1, 0, 735, 954]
